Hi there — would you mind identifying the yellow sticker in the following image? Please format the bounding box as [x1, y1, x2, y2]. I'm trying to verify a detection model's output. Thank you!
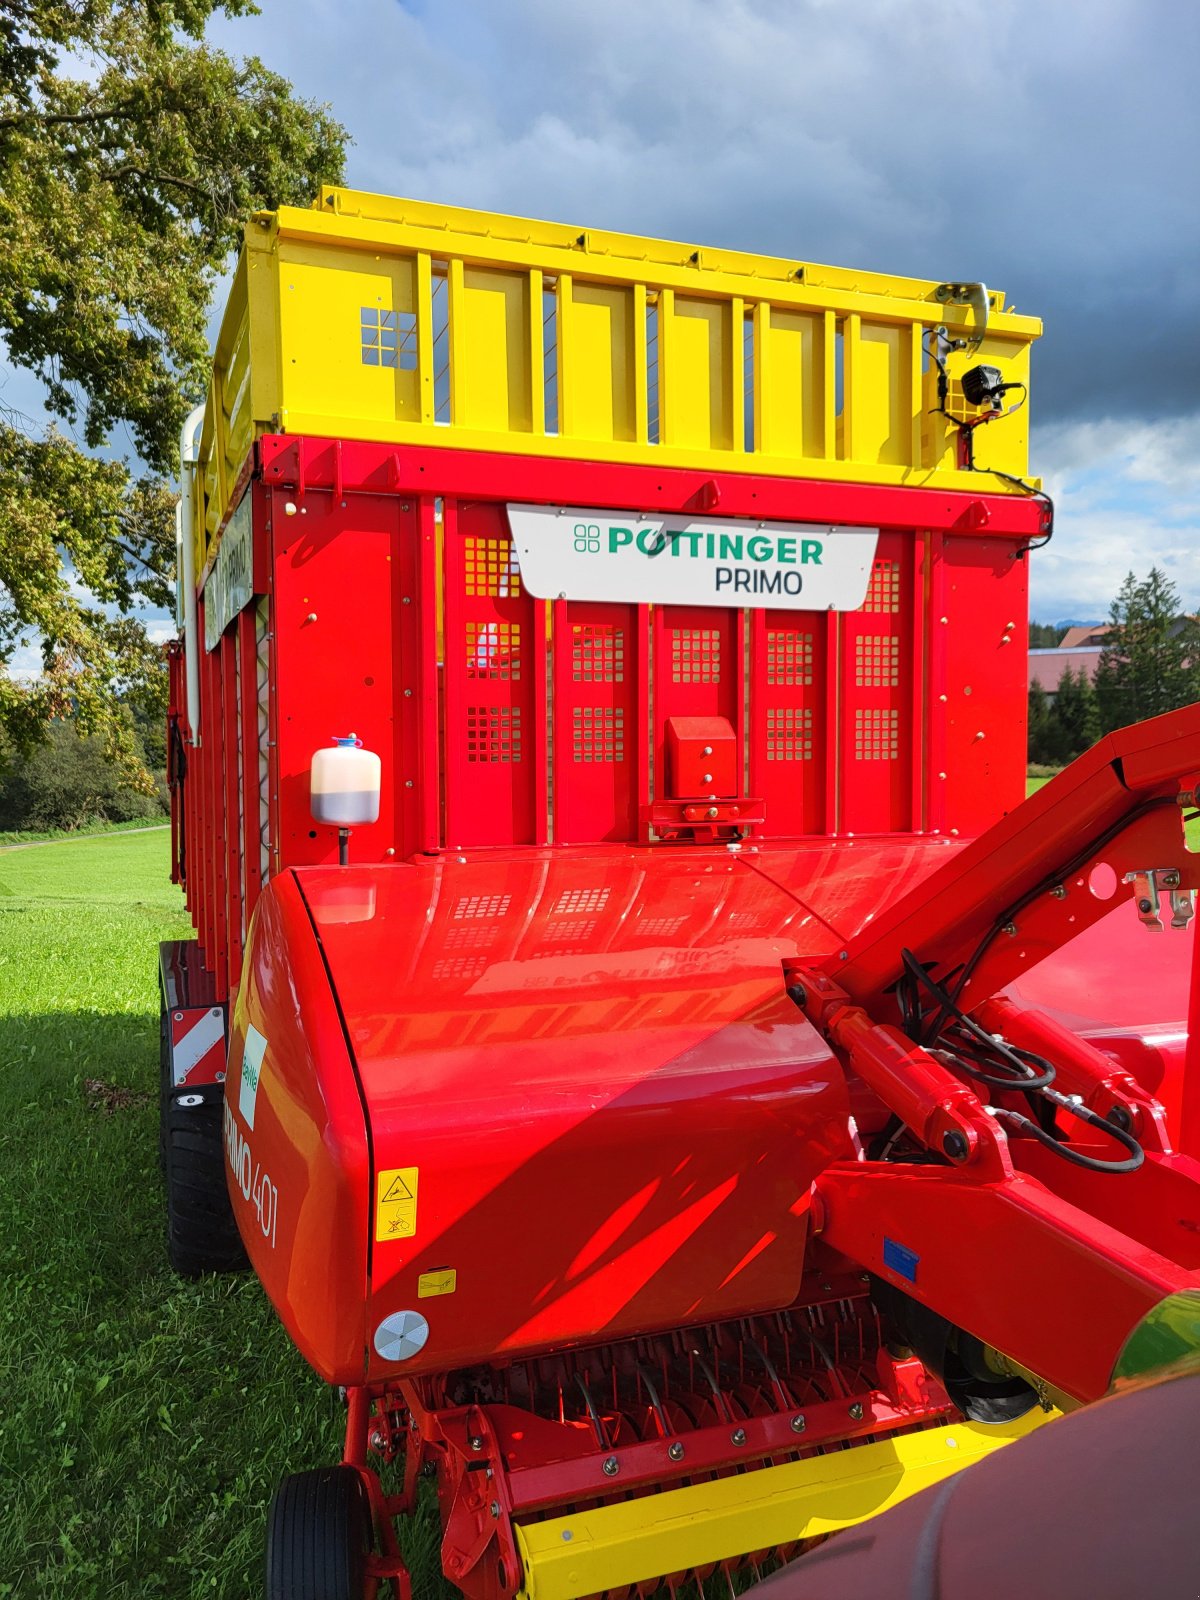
[375, 1167, 418, 1242]
[417, 1268, 457, 1299]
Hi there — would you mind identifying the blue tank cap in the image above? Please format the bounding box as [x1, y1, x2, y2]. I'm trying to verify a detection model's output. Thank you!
[333, 734, 363, 747]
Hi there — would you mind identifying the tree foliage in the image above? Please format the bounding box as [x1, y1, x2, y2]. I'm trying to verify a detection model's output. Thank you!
[1094, 568, 1200, 734]
[1028, 667, 1101, 766]
[0, 715, 166, 831]
[0, 0, 346, 779]
[1029, 620, 1068, 648]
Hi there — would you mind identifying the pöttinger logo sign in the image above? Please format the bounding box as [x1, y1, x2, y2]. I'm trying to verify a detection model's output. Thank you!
[506, 505, 879, 610]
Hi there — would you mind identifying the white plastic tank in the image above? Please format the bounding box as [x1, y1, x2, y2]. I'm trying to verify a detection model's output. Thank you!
[310, 736, 382, 827]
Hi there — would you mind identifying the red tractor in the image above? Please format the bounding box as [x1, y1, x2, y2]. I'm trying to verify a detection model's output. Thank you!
[160, 188, 1200, 1598]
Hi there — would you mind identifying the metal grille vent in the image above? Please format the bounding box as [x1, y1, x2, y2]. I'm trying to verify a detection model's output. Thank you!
[466, 706, 522, 763]
[855, 634, 901, 688]
[466, 621, 521, 680]
[464, 538, 522, 598]
[572, 624, 625, 683]
[573, 706, 625, 763]
[766, 629, 814, 686]
[766, 707, 814, 761]
[671, 627, 721, 684]
[855, 707, 900, 760]
[862, 559, 901, 613]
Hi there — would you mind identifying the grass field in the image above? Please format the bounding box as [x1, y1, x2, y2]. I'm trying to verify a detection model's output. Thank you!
[0, 832, 351, 1599]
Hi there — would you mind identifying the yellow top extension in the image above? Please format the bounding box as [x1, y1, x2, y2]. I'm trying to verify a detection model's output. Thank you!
[195, 186, 1041, 572]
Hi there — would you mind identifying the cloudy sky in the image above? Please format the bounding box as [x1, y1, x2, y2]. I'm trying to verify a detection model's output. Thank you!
[210, 0, 1199, 623]
[7, 0, 1199, 634]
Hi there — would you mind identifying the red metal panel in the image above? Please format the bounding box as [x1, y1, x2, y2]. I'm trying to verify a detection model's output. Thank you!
[635, 606, 652, 841]
[197, 615, 217, 974]
[814, 1157, 1194, 1403]
[415, 495, 442, 853]
[939, 534, 1028, 836]
[271, 488, 417, 867]
[166, 645, 183, 885]
[824, 612, 840, 832]
[237, 606, 263, 940]
[258, 435, 1049, 541]
[443, 500, 539, 848]
[651, 605, 738, 817]
[749, 608, 829, 835]
[222, 629, 243, 989]
[839, 534, 915, 834]
[552, 600, 638, 844]
[926, 531, 949, 835]
[210, 635, 229, 1000]
[908, 535, 928, 833]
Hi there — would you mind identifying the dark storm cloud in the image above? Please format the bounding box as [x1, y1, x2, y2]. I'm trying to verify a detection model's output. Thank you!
[269, 0, 1197, 428]
[200, 0, 1200, 620]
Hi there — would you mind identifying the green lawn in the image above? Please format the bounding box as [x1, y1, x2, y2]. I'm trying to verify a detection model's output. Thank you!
[0, 833, 348, 1599]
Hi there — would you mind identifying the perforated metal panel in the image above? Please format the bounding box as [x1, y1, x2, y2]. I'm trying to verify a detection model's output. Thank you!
[752, 612, 828, 834]
[444, 501, 541, 846]
[840, 536, 915, 832]
[553, 603, 639, 844]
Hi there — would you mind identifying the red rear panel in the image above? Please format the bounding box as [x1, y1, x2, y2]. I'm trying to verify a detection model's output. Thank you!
[296, 849, 857, 1381]
[182, 437, 1037, 998]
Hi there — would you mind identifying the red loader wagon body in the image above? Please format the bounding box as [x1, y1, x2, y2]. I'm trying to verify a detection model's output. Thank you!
[157, 190, 1200, 1600]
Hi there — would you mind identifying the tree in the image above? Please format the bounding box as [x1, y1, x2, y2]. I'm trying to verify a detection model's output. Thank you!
[0, 1, 346, 780]
[0, 716, 166, 832]
[1027, 680, 1055, 764]
[1029, 621, 1067, 648]
[1052, 665, 1100, 760]
[1094, 568, 1200, 734]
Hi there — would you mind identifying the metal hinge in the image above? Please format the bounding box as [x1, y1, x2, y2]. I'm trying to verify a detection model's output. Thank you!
[1123, 867, 1195, 932]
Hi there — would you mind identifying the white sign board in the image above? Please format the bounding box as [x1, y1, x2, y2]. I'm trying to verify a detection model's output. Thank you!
[203, 491, 255, 651]
[506, 505, 879, 610]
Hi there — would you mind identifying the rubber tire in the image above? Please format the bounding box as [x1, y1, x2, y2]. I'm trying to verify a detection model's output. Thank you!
[163, 1096, 249, 1277]
[265, 1466, 372, 1600]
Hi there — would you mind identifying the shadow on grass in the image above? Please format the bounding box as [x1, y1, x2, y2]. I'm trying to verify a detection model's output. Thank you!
[0, 1009, 449, 1600]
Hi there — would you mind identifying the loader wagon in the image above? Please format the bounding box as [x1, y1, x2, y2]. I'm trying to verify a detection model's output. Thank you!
[160, 188, 1200, 1599]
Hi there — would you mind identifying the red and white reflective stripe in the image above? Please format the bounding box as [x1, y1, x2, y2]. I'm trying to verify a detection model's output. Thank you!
[169, 1005, 227, 1087]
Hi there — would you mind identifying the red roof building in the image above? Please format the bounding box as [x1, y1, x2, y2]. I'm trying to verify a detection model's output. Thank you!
[1028, 647, 1103, 692]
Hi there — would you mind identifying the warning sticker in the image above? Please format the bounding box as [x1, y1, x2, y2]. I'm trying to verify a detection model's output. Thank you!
[417, 1268, 456, 1299]
[375, 1167, 418, 1242]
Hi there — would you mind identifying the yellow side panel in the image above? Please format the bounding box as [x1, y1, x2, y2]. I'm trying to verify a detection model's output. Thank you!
[451, 265, 534, 434]
[759, 306, 830, 459]
[661, 293, 735, 452]
[277, 242, 419, 433]
[517, 1410, 1052, 1600]
[845, 318, 916, 467]
[224, 315, 254, 485]
[560, 281, 639, 444]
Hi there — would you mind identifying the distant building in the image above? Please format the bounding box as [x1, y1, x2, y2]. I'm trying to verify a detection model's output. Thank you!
[1059, 623, 1112, 650]
[1028, 647, 1102, 695]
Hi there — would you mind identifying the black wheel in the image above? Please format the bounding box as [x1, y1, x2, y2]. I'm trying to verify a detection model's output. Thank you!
[163, 1095, 249, 1276]
[265, 1466, 373, 1600]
